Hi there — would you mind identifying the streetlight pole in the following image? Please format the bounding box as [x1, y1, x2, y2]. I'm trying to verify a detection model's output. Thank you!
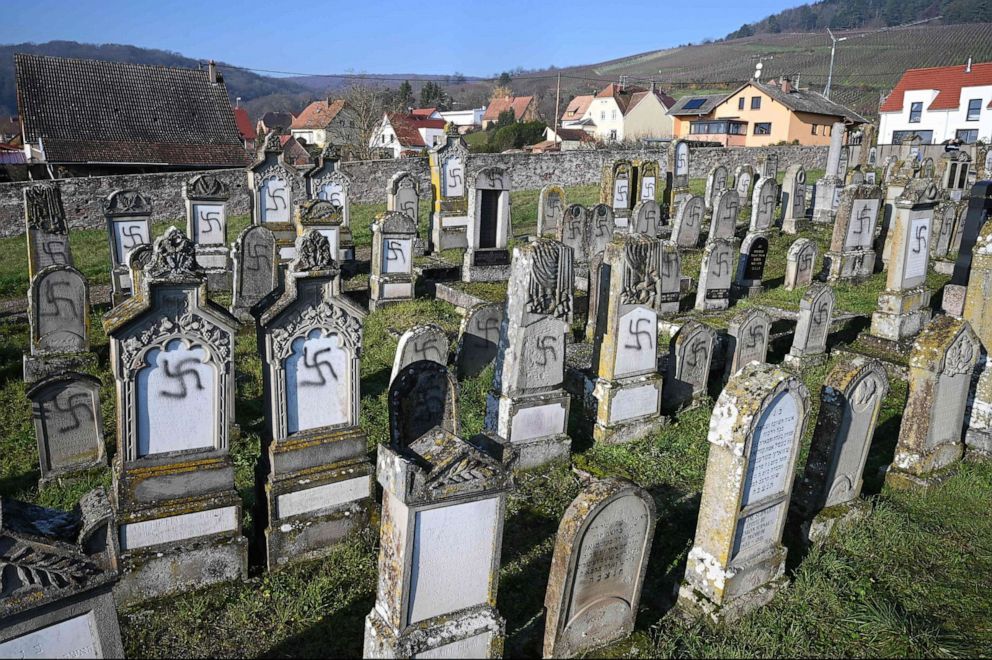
[824, 28, 847, 99]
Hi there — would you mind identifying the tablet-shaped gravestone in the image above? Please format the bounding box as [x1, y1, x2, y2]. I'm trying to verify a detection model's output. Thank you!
[672, 196, 704, 248]
[538, 184, 567, 237]
[28, 264, 89, 357]
[664, 320, 716, 412]
[786, 284, 835, 367]
[26, 372, 105, 481]
[24, 183, 72, 280]
[785, 239, 818, 291]
[457, 302, 505, 379]
[724, 308, 771, 380]
[390, 324, 450, 384]
[695, 238, 734, 312]
[710, 189, 739, 241]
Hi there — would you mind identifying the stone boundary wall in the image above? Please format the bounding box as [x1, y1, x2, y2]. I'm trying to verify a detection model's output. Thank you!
[0, 145, 828, 238]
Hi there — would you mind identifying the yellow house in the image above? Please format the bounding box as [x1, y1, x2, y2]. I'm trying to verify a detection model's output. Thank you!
[671, 78, 867, 147]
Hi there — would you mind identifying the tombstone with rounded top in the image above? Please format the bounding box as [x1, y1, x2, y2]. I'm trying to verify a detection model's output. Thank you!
[695, 238, 734, 311]
[231, 224, 279, 320]
[630, 199, 663, 237]
[538, 184, 567, 237]
[786, 284, 835, 366]
[734, 233, 769, 297]
[457, 302, 505, 379]
[749, 177, 778, 234]
[26, 371, 105, 482]
[785, 239, 818, 291]
[672, 196, 704, 248]
[734, 164, 755, 207]
[705, 164, 729, 212]
[709, 189, 739, 241]
[664, 320, 716, 412]
[391, 323, 450, 384]
[724, 308, 771, 381]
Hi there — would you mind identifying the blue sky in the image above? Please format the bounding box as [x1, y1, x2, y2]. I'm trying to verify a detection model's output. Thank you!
[3, 0, 796, 76]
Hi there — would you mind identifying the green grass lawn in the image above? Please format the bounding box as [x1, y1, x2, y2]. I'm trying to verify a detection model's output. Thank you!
[1, 178, 989, 658]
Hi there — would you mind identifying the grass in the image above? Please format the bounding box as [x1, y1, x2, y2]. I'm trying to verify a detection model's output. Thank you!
[1, 178, 989, 658]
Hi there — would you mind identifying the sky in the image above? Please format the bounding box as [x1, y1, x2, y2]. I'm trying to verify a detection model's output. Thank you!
[2, 0, 797, 76]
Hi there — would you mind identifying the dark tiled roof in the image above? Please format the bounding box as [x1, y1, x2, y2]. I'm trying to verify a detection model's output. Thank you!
[669, 93, 728, 116]
[751, 80, 867, 123]
[15, 54, 250, 166]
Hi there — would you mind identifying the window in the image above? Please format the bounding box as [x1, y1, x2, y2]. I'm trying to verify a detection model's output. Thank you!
[609, 129, 617, 141]
[738, 97, 745, 110]
[957, 129, 979, 144]
[751, 96, 761, 110]
[909, 101, 922, 123]
[611, 110, 617, 120]
[729, 122, 747, 135]
[601, 111, 606, 120]
[967, 99, 981, 121]
[754, 122, 772, 135]
[891, 130, 933, 144]
[811, 124, 818, 135]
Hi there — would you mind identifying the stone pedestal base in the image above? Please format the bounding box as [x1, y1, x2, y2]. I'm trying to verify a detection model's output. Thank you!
[804, 498, 871, 545]
[942, 283, 967, 317]
[22, 352, 99, 385]
[781, 216, 807, 235]
[783, 351, 829, 369]
[732, 283, 764, 299]
[462, 249, 511, 282]
[431, 214, 469, 253]
[825, 249, 875, 282]
[695, 294, 730, 312]
[587, 374, 664, 444]
[364, 605, 504, 659]
[870, 286, 931, 342]
[966, 429, 992, 456]
[486, 392, 571, 469]
[369, 276, 415, 311]
[677, 575, 789, 625]
[883, 458, 960, 491]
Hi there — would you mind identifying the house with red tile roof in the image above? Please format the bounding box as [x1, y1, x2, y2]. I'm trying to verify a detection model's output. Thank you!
[481, 96, 537, 128]
[233, 107, 256, 151]
[290, 98, 359, 149]
[878, 60, 992, 145]
[411, 108, 442, 119]
[371, 112, 447, 158]
[560, 95, 594, 128]
[542, 126, 596, 150]
[579, 82, 677, 143]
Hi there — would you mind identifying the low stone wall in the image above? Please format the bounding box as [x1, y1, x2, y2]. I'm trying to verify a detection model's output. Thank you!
[0, 145, 828, 238]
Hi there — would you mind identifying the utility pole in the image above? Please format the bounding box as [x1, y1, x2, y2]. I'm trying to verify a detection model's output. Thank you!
[554, 72, 561, 139]
[824, 28, 848, 99]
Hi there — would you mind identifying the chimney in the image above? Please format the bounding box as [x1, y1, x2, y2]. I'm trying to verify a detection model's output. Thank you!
[208, 60, 218, 84]
[781, 76, 792, 94]
[967, 57, 973, 73]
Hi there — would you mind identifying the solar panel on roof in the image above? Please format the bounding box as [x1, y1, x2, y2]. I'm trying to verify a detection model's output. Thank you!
[683, 98, 707, 110]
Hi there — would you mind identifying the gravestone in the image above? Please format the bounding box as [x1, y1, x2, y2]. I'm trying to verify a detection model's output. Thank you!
[734, 164, 755, 208]
[0, 490, 124, 659]
[846, 165, 865, 186]
[457, 302, 505, 379]
[664, 320, 716, 412]
[559, 204, 590, 274]
[602, 159, 635, 223]
[931, 201, 958, 259]
[780, 164, 807, 234]
[464, 167, 512, 281]
[695, 238, 734, 311]
[365, 362, 516, 659]
[938, 151, 971, 202]
[543, 478, 656, 659]
[102, 227, 246, 606]
[825, 184, 883, 282]
[950, 182, 992, 287]
[879, 154, 921, 269]
[786, 284, 835, 366]
[965, 225, 992, 453]
[749, 177, 778, 234]
[704, 164, 729, 212]
[127, 244, 153, 296]
[734, 233, 769, 297]
[387, 171, 426, 256]
[837, 146, 850, 184]
[658, 240, 682, 317]
[429, 125, 471, 252]
[785, 239, 818, 291]
[886, 316, 979, 489]
[678, 363, 810, 622]
[869, 179, 938, 344]
[104, 189, 151, 304]
[709, 189, 740, 241]
[248, 132, 304, 260]
[672, 196, 704, 248]
[758, 152, 779, 182]
[183, 173, 231, 291]
[231, 224, 279, 321]
[538, 184, 567, 237]
[921, 156, 934, 179]
[589, 204, 615, 258]
[24, 183, 72, 281]
[305, 145, 355, 261]
[588, 234, 664, 444]
[486, 239, 573, 466]
[255, 230, 371, 569]
[724, 308, 771, 380]
[794, 358, 888, 542]
[391, 324, 450, 384]
[812, 122, 847, 224]
[636, 159, 660, 203]
[295, 199, 346, 268]
[390, 361, 460, 447]
[26, 372, 105, 482]
[666, 140, 691, 218]
[27, 264, 89, 358]
[370, 211, 417, 310]
[630, 200, 663, 237]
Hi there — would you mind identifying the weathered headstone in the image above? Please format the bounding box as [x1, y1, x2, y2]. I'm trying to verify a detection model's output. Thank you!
[724, 308, 771, 380]
[27, 264, 89, 358]
[704, 164, 729, 212]
[183, 173, 231, 291]
[365, 362, 516, 659]
[103, 189, 151, 304]
[785, 239, 818, 291]
[602, 159, 634, 223]
[370, 211, 417, 310]
[793, 358, 888, 542]
[879, 154, 921, 269]
[733, 233, 769, 297]
[786, 284, 835, 366]
[666, 140, 691, 218]
[538, 184, 567, 237]
[780, 164, 807, 234]
[734, 164, 755, 208]
[886, 316, 979, 489]
[24, 183, 72, 281]
[387, 170, 425, 256]
[630, 199, 663, 237]
[429, 125, 471, 251]
[559, 204, 590, 273]
[102, 227, 246, 606]
[231, 224, 279, 320]
[248, 132, 304, 260]
[658, 239, 682, 317]
[664, 320, 716, 411]
[456, 302, 505, 379]
[931, 201, 958, 259]
[709, 189, 740, 241]
[486, 239, 573, 466]
[749, 177, 778, 234]
[307, 147, 355, 262]
[255, 230, 371, 569]
[543, 478, 656, 659]
[26, 371, 105, 482]
[391, 324, 450, 384]
[812, 122, 847, 224]
[464, 166, 512, 281]
[825, 184, 883, 282]
[938, 151, 972, 202]
[672, 196, 704, 248]
[0, 490, 124, 659]
[294, 198, 345, 266]
[589, 204, 615, 258]
[636, 159, 660, 203]
[950, 182, 992, 287]
[678, 363, 810, 622]
[695, 238, 734, 311]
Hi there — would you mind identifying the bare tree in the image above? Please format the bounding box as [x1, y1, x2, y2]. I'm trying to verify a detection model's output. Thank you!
[325, 80, 406, 161]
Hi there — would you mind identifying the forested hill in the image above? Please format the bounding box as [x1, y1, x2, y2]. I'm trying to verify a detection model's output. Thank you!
[726, 0, 992, 39]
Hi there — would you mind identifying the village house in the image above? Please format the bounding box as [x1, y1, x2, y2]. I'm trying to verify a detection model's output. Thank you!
[233, 106, 257, 151]
[0, 116, 19, 144]
[371, 112, 446, 158]
[560, 94, 594, 129]
[540, 126, 596, 150]
[878, 60, 992, 145]
[672, 77, 867, 147]
[481, 95, 538, 128]
[559, 83, 676, 143]
[668, 94, 727, 140]
[439, 106, 487, 131]
[279, 134, 312, 167]
[411, 107, 442, 120]
[289, 98, 359, 149]
[256, 110, 295, 136]
[14, 54, 250, 177]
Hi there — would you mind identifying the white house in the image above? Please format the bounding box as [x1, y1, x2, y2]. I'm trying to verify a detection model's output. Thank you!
[439, 107, 486, 128]
[562, 83, 676, 143]
[878, 60, 992, 145]
[371, 112, 446, 158]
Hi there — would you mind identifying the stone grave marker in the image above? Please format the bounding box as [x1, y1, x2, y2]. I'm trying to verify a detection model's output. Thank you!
[786, 284, 835, 366]
[658, 239, 682, 317]
[366, 360, 515, 659]
[734, 164, 755, 207]
[672, 195, 704, 248]
[785, 238, 818, 291]
[705, 164, 729, 212]
[183, 173, 231, 291]
[464, 166, 512, 281]
[294, 199, 346, 268]
[965, 225, 992, 453]
[370, 211, 417, 311]
[587, 234, 664, 444]
[630, 199, 663, 237]
[780, 164, 807, 234]
[429, 125, 471, 251]
[678, 363, 810, 622]
[664, 319, 716, 411]
[602, 159, 634, 222]
[391, 324, 450, 384]
[387, 171, 425, 256]
[538, 184, 567, 237]
[456, 302, 505, 379]
[724, 308, 771, 380]
[26, 372, 105, 482]
[306, 146, 356, 261]
[27, 264, 89, 358]
[887, 316, 979, 489]
[249, 132, 304, 260]
[710, 189, 740, 241]
[794, 358, 888, 542]
[636, 159, 661, 203]
[825, 184, 883, 282]
[231, 224, 279, 320]
[255, 230, 371, 569]
[559, 204, 590, 272]
[127, 243, 153, 297]
[812, 122, 847, 224]
[695, 238, 734, 311]
[932, 201, 958, 259]
[950, 181, 992, 287]
[734, 233, 769, 297]
[938, 151, 971, 202]
[486, 238, 573, 466]
[837, 145, 850, 183]
[749, 177, 778, 234]
[589, 204, 615, 258]
[104, 189, 151, 303]
[0, 490, 124, 659]
[102, 227, 246, 606]
[24, 183, 72, 281]
[758, 152, 780, 182]
[666, 139, 691, 217]
[543, 478, 656, 659]
[879, 155, 921, 269]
